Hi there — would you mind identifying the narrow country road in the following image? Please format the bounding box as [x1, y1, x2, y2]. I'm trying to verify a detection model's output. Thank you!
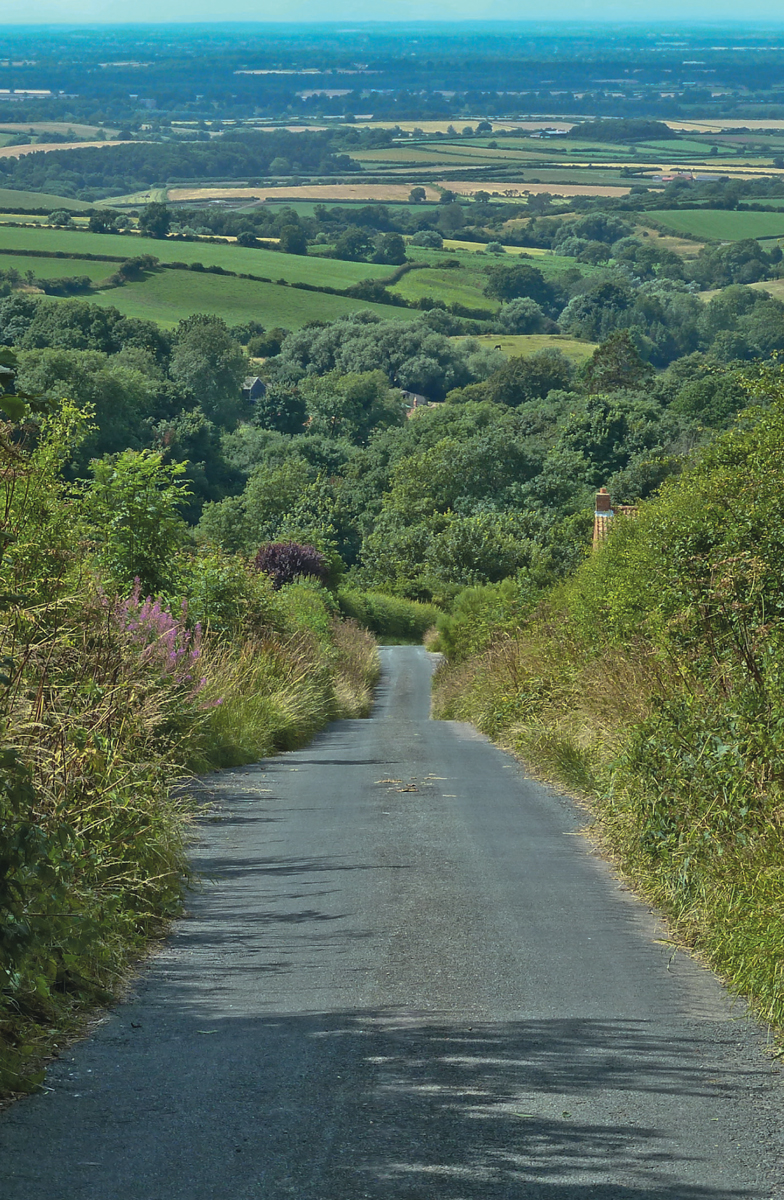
[2, 646, 783, 1199]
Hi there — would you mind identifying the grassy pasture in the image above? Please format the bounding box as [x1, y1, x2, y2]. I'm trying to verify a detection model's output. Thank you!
[391, 265, 498, 313]
[456, 332, 598, 362]
[244, 199, 438, 217]
[440, 239, 547, 256]
[648, 209, 784, 241]
[0, 187, 91, 211]
[746, 278, 784, 301]
[85, 269, 419, 329]
[0, 254, 115, 283]
[639, 137, 733, 155]
[0, 224, 390, 288]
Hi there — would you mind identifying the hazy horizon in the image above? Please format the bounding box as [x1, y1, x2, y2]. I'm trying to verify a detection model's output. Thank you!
[4, 10, 784, 27]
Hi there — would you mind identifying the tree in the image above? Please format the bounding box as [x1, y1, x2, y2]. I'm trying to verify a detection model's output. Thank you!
[169, 315, 248, 428]
[301, 370, 405, 442]
[252, 383, 307, 435]
[138, 202, 171, 240]
[436, 204, 465, 234]
[559, 280, 634, 342]
[278, 224, 308, 255]
[88, 209, 121, 234]
[485, 349, 574, 406]
[484, 262, 552, 306]
[410, 230, 443, 248]
[16, 346, 161, 470]
[497, 297, 547, 335]
[332, 226, 373, 261]
[373, 232, 406, 265]
[582, 331, 653, 393]
[155, 407, 241, 521]
[409, 187, 426, 202]
[86, 449, 190, 596]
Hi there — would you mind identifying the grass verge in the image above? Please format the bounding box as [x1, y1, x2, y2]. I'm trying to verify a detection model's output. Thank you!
[433, 389, 784, 1036]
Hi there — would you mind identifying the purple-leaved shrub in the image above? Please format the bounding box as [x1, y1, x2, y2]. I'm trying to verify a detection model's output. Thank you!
[254, 541, 328, 590]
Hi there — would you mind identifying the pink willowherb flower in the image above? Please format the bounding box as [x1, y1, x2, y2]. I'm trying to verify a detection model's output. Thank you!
[110, 579, 212, 702]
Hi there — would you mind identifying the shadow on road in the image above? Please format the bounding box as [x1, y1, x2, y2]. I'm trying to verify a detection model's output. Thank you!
[85, 1004, 753, 1200]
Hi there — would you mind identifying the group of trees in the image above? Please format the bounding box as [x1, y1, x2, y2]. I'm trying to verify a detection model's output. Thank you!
[0, 295, 251, 515]
[0, 129, 360, 201]
[1, 254, 782, 605]
[191, 309, 759, 602]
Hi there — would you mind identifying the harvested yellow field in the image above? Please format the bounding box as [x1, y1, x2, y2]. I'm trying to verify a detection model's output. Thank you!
[634, 226, 705, 258]
[442, 180, 632, 198]
[357, 120, 576, 133]
[167, 183, 444, 203]
[748, 279, 784, 300]
[441, 238, 548, 256]
[0, 122, 114, 138]
[0, 140, 133, 159]
[666, 120, 784, 132]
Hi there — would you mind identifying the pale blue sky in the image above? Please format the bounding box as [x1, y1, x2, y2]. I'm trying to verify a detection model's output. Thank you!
[3, 4, 784, 24]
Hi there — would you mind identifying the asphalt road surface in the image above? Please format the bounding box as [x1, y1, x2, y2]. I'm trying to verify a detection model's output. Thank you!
[2, 645, 783, 1199]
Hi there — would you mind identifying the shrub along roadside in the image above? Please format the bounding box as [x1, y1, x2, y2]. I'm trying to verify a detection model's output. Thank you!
[0, 404, 379, 1098]
[434, 382, 784, 1035]
[337, 589, 439, 643]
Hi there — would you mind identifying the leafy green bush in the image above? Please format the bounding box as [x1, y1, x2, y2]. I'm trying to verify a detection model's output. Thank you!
[338, 589, 439, 642]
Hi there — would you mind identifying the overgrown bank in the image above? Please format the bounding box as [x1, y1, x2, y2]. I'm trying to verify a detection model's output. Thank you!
[434, 378, 784, 1033]
[0, 399, 379, 1098]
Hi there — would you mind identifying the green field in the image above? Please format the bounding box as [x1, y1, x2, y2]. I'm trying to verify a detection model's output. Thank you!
[649, 210, 784, 242]
[84, 269, 419, 329]
[391, 264, 498, 313]
[0, 225, 390, 288]
[457, 332, 598, 362]
[0, 188, 91, 212]
[0, 254, 116, 283]
[240, 199, 438, 217]
[393, 245, 591, 312]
